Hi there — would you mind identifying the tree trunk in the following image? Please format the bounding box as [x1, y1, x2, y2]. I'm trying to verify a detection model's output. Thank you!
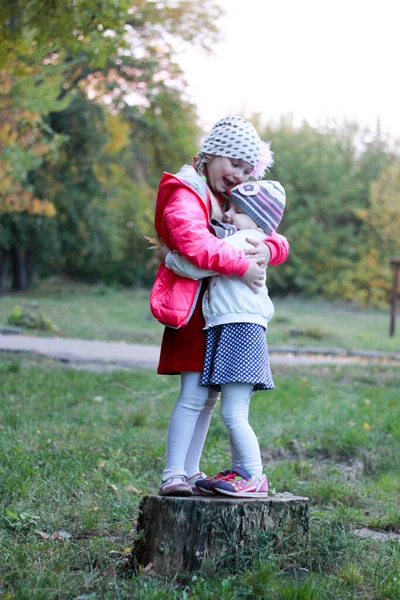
[25, 250, 35, 289]
[10, 247, 29, 291]
[0, 250, 10, 295]
[132, 493, 309, 575]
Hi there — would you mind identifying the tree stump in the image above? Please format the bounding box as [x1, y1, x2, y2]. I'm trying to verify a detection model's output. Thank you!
[133, 493, 309, 575]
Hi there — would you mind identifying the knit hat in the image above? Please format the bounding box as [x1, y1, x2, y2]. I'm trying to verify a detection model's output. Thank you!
[228, 180, 286, 235]
[201, 116, 274, 178]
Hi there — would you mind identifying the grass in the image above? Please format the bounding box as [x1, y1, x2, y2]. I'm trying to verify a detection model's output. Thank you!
[0, 355, 399, 598]
[0, 276, 399, 352]
[0, 279, 162, 345]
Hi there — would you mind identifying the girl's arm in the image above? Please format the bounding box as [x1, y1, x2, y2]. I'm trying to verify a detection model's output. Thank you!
[165, 231, 269, 279]
[265, 231, 290, 265]
[162, 189, 249, 277]
[245, 231, 290, 266]
[165, 251, 217, 280]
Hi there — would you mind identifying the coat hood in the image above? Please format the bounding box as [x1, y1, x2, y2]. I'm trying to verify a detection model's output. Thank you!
[154, 165, 208, 235]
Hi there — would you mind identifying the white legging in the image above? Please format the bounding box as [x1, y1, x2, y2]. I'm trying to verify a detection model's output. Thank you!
[162, 372, 262, 480]
[220, 382, 262, 476]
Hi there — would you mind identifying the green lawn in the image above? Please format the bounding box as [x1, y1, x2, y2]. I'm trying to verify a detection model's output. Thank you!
[0, 277, 399, 352]
[0, 356, 399, 598]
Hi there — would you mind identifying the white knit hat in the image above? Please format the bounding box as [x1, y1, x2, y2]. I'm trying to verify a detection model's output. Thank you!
[201, 116, 261, 167]
[201, 116, 274, 178]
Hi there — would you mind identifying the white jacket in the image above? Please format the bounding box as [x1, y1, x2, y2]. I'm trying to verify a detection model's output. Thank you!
[165, 229, 274, 330]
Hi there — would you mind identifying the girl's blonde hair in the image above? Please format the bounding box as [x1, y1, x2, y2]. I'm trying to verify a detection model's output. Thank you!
[194, 153, 223, 221]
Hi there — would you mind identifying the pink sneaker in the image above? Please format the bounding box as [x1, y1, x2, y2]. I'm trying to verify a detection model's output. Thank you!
[159, 475, 192, 497]
[211, 467, 269, 497]
[195, 469, 233, 495]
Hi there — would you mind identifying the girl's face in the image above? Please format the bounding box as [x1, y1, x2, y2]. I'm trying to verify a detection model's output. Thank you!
[223, 201, 260, 231]
[205, 156, 253, 194]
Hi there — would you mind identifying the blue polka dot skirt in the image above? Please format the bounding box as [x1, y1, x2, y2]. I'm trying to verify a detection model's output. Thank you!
[200, 323, 275, 392]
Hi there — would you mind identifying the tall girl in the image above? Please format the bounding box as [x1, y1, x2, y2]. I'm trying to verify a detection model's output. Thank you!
[150, 116, 289, 496]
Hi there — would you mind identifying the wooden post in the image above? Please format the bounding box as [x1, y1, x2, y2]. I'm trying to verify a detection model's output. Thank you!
[132, 493, 309, 575]
[389, 258, 400, 337]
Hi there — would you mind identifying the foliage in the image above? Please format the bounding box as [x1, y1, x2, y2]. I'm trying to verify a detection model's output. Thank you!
[95, 164, 156, 285]
[0, 48, 72, 290]
[0, 54, 69, 236]
[124, 87, 200, 186]
[0, 0, 214, 290]
[360, 159, 400, 258]
[338, 249, 393, 308]
[7, 303, 59, 332]
[0, 0, 222, 67]
[337, 159, 400, 307]
[260, 116, 400, 305]
[30, 87, 199, 284]
[1, 1, 399, 305]
[33, 93, 116, 278]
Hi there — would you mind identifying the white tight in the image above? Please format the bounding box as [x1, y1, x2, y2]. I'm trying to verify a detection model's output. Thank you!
[220, 382, 262, 476]
[162, 372, 219, 480]
[162, 373, 262, 480]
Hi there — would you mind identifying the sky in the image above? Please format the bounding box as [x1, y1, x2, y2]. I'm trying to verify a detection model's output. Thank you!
[178, 0, 400, 139]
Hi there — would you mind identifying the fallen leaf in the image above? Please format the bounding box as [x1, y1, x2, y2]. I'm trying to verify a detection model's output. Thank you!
[109, 547, 132, 556]
[34, 529, 72, 541]
[35, 529, 51, 540]
[124, 485, 143, 494]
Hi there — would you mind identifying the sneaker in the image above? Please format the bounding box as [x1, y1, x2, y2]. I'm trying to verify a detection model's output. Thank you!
[211, 467, 269, 497]
[186, 472, 207, 493]
[195, 468, 233, 495]
[159, 475, 192, 497]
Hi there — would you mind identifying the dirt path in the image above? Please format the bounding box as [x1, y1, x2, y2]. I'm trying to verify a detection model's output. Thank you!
[1, 334, 400, 369]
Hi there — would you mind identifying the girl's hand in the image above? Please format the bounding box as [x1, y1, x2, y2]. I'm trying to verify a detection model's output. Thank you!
[241, 259, 264, 294]
[158, 243, 171, 264]
[244, 238, 271, 267]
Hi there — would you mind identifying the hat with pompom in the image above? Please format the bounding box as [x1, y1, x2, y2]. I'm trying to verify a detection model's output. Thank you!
[228, 180, 286, 235]
[201, 116, 274, 179]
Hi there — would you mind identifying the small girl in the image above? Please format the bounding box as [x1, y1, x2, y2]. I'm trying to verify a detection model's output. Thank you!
[164, 180, 286, 497]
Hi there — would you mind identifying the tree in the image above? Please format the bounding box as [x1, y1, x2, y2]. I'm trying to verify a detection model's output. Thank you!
[122, 86, 200, 186]
[0, 0, 222, 67]
[32, 86, 200, 285]
[341, 160, 400, 307]
[259, 118, 358, 295]
[0, 0, 221, 290]
[0, 53, 70, 291]
[32, 92, 119, 280]
[258, 117, 397, 305]
[362, 160, 400, 256]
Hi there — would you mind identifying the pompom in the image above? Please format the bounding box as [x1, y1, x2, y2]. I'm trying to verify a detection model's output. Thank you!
[251, 141, 274, 179]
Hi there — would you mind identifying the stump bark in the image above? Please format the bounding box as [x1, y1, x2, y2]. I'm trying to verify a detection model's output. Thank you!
[133, 493, 309, 575]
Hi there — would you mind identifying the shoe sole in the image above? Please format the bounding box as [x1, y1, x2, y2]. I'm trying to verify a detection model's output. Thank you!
[213, 488, 269, 498]
[194, 486, 215, 495]
[191, 488, 210, 496]
[159, 488, 192, 497]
